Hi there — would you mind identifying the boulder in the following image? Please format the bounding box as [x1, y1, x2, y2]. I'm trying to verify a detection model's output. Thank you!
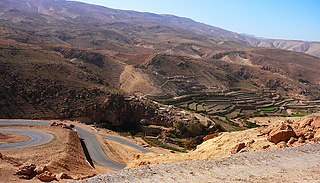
[37, 171, 57, 182]
[299, 118, 313, 128]
[313, 129, 320, 142]
[231, 142, 246, 154]
[287, 137, 297, 145]
[294, 129, 306, 138]
[298, 137, 305, 143]
[277, 141, 287, 148]
[75, 174, 96, 180]
[267, 124, 296, 144]
[311, 120, 320, 129]
[35, 165, 49, 174]
[203, 133, 221, 141]
[15, 164, 37, 179]
[246, 139, 255, 146]
[56, 172, 73, 180]
[258, 127, 273, 136]
[304, 131, 315, 139]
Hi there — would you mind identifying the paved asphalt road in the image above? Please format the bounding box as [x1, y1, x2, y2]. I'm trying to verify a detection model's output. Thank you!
[0, 120, 149, 170]
[75, 127, 125, 170]
[0, 129, 54, 150]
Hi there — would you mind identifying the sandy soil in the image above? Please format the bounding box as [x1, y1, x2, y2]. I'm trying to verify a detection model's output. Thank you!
[0, 133, 30, 144]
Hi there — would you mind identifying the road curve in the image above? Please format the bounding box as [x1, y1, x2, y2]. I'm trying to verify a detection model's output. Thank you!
[0, 129, 54, 150]
[0, 120, 124, 170]
[102, 134, 152, 153]
[75, 127, 125, 170]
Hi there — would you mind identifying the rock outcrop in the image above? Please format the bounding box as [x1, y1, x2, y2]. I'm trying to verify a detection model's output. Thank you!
[15, 164, 60, 182]
[231, 142, 246, 154]
[87, 94, 172, 130]
[203, 133, 221, 141]
[35, 165, 49, 174]
[56, 172, 73, 180]
[15, 164, 37, 179]
[37, 171, 57, 182]
[267, 124, 296, 144]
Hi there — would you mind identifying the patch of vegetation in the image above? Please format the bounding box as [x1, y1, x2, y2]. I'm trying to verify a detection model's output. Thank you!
[143, 137, 186, 153]
[258, 106, 279, 112]
[244, 120, 260, 128]
[222, 118, 239, 127]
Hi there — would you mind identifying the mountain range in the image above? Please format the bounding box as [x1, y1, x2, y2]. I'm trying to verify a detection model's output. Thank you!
[1, 0, 320, 119]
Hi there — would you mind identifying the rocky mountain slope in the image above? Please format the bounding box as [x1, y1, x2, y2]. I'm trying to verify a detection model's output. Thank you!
[1, 0, 320, 121]
[1, 0, 319, 58]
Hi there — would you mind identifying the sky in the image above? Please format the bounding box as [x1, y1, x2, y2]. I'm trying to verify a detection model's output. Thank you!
[76, 0, 320, 42]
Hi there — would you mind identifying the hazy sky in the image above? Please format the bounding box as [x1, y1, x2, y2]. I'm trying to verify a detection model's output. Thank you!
[76, 0, 320, 42]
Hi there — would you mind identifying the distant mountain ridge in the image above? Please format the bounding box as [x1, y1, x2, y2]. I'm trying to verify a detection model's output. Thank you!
[0, 0, 319, 58]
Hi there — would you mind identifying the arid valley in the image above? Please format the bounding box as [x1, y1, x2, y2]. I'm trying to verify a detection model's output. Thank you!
[1, 0, 320, 182]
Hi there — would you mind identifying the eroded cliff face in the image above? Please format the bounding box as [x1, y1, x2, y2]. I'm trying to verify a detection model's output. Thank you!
[84, 94, 172, 131]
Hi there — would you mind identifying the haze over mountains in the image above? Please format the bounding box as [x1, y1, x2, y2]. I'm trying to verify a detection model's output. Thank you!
[1, 0, 320, 57]
[1, 0, 320, 119]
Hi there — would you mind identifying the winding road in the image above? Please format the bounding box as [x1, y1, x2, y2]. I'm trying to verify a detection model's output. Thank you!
[0, 120, 150, 171]
[0, 129, 54, 150]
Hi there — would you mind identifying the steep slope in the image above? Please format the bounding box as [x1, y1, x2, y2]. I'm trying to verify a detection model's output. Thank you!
[1, 0, 320, 120]
[0, 44, 110, 118]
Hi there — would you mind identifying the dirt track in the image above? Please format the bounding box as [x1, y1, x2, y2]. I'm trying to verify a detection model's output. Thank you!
[79, 143, 320, 183]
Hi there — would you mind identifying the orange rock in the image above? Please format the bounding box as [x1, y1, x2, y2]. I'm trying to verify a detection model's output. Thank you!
[299, 118, 313, 128]
[15, 164, 37, 179]
[246, 139, 255, 146]
[294, 129, 306, 138]
[133, 154, 140, 159]
[75, 174, 96, 180]
[267, 124, 296, 144]
[315, 129, 320, 138]
[37, 171, 57, 182]
[35, 165, 49, 174]
[304, 131, 315, 139]
[0, 153, 2, 159]
[313, 129, 320, 142]
[298, 137, 305, 143]
[203, 133, 221, 141]
[277, 141, 287, 148]
[138, 161, 151, 166]
[311, 120, 320, 129]
[258, 127, 273, 136]
[231, 142, 246, 154]
[287, 137, 296, 145]
[56, 172, 73, 180]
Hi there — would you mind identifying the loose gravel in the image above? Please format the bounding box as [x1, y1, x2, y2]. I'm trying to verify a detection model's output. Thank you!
[75, 143, 320, 183]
